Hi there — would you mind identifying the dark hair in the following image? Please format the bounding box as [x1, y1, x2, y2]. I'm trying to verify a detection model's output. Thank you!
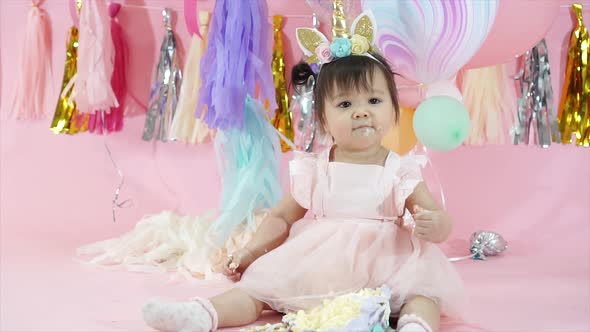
[291, 53, 400, 129]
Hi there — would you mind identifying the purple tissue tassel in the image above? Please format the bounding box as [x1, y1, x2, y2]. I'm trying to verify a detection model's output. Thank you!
[197, 0, 276, 130]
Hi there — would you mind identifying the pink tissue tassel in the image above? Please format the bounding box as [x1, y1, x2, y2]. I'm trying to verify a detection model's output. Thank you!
[461, 64, 516, 145]
[88, 2, 127, 134]
[61, 0, 118, 122]
[10, 0, 52, 120]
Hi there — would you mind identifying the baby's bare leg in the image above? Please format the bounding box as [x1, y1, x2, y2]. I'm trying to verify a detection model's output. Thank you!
[211, 288, 266, 328]
[398, 296, 440, 332]
[142, 288, 266, 331]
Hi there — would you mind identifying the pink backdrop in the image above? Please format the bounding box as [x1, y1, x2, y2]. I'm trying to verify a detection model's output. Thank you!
[1, 0, 589, 331]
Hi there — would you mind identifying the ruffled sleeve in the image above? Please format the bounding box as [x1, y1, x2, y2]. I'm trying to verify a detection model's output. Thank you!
[394, 154, 427, 214]
[289, 151, 317, 209]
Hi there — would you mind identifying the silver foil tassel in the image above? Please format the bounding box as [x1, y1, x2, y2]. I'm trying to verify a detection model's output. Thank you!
[512, 39, 558, 147]
[294, 75, 317, 152]
[142, 8, 182, 142]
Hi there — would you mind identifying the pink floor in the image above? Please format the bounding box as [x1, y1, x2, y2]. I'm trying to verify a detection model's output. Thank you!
[1, 120, 589, 331]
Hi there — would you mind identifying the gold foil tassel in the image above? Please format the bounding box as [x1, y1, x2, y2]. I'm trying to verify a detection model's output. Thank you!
[558, 3, 589, 146]
[69, 110, 90, 134]
[50, 26, 88, 134]
[50, 0, 88, 135]
[582, 53, 590, 146]
[271, 15, 294, 152]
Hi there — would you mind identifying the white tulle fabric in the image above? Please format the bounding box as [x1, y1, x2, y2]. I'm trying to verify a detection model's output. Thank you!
[238, 148, 466, 317]
[76, 210, 267, 280]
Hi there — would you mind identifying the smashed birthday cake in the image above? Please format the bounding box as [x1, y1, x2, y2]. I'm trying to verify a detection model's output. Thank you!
[241, 287, 392, 332]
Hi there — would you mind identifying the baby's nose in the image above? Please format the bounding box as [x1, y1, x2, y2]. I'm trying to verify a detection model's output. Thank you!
[353, 111, 369, 119]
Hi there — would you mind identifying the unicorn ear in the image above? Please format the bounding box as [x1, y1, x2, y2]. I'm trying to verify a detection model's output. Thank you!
[351, 11, 377, 46]
[296, 28, 329, 63]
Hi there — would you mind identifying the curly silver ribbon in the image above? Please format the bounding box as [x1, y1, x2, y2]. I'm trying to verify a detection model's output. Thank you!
[104, 143, 132, 222]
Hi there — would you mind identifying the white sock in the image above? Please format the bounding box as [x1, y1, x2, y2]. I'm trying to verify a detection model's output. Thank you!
[142, 297, 216, 332]
[397, 314, 433, 332]
[398, 322, 428, 332]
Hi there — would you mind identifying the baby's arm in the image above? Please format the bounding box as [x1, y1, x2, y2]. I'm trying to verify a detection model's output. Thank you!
[405, 182, 452, 243]
[242, 193, 307, 264]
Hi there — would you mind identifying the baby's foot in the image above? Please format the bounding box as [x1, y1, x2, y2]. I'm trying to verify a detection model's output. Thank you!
[142, 297, 214, 332]
[397, 322, 428, 332]
[396, 314, 432, 332]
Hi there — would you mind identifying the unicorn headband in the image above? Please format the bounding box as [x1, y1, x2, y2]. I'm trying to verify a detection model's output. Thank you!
[296, 0, 378, 66]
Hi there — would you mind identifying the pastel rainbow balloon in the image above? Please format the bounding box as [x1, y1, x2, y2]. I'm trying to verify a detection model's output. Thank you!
[362, 0, 499, 84]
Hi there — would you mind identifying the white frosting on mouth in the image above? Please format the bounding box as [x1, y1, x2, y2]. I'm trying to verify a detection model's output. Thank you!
[352, 126, 376, 137]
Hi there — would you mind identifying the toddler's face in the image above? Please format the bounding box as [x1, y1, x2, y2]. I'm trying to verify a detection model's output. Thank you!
[323, 69, 395, 151]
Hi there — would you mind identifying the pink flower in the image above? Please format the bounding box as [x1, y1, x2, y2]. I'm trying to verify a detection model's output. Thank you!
[315, 43, 333, 63]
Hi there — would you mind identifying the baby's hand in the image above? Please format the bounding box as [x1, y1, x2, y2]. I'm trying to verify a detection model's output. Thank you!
[222, 249, 255, 282]
[411, 205, 449, 243]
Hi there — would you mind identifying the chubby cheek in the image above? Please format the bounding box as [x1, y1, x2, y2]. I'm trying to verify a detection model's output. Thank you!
[325, 118, 351, 139]
[324, 112, 346, 136]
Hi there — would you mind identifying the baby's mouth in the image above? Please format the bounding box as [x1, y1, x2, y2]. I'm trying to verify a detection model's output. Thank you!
[352, 125, 376, 136]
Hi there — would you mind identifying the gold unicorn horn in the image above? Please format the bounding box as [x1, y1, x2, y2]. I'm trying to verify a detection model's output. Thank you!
[332, 0, 349, 39]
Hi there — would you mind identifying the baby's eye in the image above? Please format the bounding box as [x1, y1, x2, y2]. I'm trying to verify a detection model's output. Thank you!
[369, 98, 381, 105]
[338, 101, 352, 108]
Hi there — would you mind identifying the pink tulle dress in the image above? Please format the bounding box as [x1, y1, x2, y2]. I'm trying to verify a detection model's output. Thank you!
[237, 147, 466, 317]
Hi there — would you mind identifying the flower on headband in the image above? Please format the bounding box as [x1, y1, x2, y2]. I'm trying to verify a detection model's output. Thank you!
[331, 37, 352, 58]
[296, 11, 377, 65]
[351, 34, 370, 55]
[316, 43, 333, 63]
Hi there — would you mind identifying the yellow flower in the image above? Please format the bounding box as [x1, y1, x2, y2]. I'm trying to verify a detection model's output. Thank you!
[351, 34, 370, 55]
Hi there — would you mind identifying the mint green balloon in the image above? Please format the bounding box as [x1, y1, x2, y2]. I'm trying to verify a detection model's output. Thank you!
[413, 96, 471, 151]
